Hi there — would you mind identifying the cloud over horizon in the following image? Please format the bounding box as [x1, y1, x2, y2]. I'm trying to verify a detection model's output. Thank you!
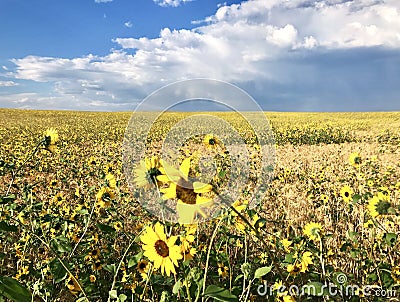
[2, 0, 400, 111]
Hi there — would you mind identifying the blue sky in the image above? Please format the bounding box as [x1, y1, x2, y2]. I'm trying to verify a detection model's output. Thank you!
[0, 0, 399, 111]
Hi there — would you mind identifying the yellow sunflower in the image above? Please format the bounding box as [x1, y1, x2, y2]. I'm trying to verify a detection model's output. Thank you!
[303, 222, 323, 241]
[349, 152, 361, 168]
[87, 156, 98, 166]
[105, 173, 117, 189]
[95, 186, 115, 208]
[53, 192, 65, 205]
[287, 263, 302, 276]
[66, 275, 81, 295]
[392, 266, 400, 284]
[158, 158, 213, 224]
[340, 185, 353, 203]
[43, 128, 58, 153]
[300, 251, 313, 272]
[367, 195, 391, 218]
[134, 156, 165, 188]
[137, 259, 151, 280]
[217, 263, 229, 278]
[140, 222, 182, 276]
[318, 194, 328, 204]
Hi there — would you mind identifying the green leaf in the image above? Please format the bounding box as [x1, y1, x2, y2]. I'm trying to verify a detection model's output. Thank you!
[50, 236, 71, 253]
[0, 194, 16, 204]
[109, 289, 118, 299]
[0, 221, 18, 232]
[383, 233, 397, 247]
[172, 280, 182, 295]
[352, 194, 361, 203]
[0, 276, 32, 302]
[103, 264, 117, 275]
[128, 252, 143, 268]
[204, 285, 238, 302]
[254, 266, 272, 279]
[97, 223, 115, 233]
[49, 259, 68, 283]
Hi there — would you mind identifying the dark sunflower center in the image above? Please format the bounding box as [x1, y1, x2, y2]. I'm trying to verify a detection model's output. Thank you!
[102, 193, 110, 200]
[209, 138, 215, 145]
[376, 200, 391, 215]
[44, 136, 51, 146]
[292, 265, 301, 273]
[155, 240, 169, 257]
[138, 262, 147, 270]
[146, 168, 162, 185]
[176, 179, 197, 205]
[344, 191, 349, 197]
[57, 197, 62, 201]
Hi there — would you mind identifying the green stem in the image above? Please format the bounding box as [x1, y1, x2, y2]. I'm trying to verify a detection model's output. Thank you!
[200, 218, 224, 302]
[214, 192, 286, 282]
[6, 140, 44, 196]
[107, 237, 136, 302]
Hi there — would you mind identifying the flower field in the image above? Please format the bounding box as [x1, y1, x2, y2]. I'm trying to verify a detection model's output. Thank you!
[0, 108, 399, 301]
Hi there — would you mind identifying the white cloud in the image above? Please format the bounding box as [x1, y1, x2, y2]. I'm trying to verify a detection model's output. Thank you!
[6, 0, 400, 110]
[94, 0, 113, 3]
[124, 21, 133, 28]
[0, 80, 18, 87]
[153, 0, 193, 8]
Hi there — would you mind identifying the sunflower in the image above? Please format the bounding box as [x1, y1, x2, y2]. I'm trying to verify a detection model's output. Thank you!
[300, 251, 313, 272]
[203, 134, 219, 149]
[320, 194, 329, 203]
[281, 238, 293, 252]
[183, 247, 197, 261]
[44, 128, 58, 153]
[217, 263, 228, 278]
[92, 260, 102, 271]
[349, 152, 361, 168]
[137, 259, 151, 280]
[105, 173, 117, 189]
[95, 186, 115, 208]
[113, 221, 123, 231]
[287, 263, 302, 276]
[392, 266, 400, 284]
[137, 260, 150, 274]
[140, 222, 182, 276]
[103, 163, 114, 174]
[66, 275, 81, 295]
[303, 222, 323, 241]
[340, 185, 353, 203]
[87, 156, 97, 166]
[49, 179, 58, 188]
[158, 158, 213, 224]
[367, 195, 391, 218]
[53, 192, 65, 205]
[363, 219, 374, 228]
[134, 156, 164, 188]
